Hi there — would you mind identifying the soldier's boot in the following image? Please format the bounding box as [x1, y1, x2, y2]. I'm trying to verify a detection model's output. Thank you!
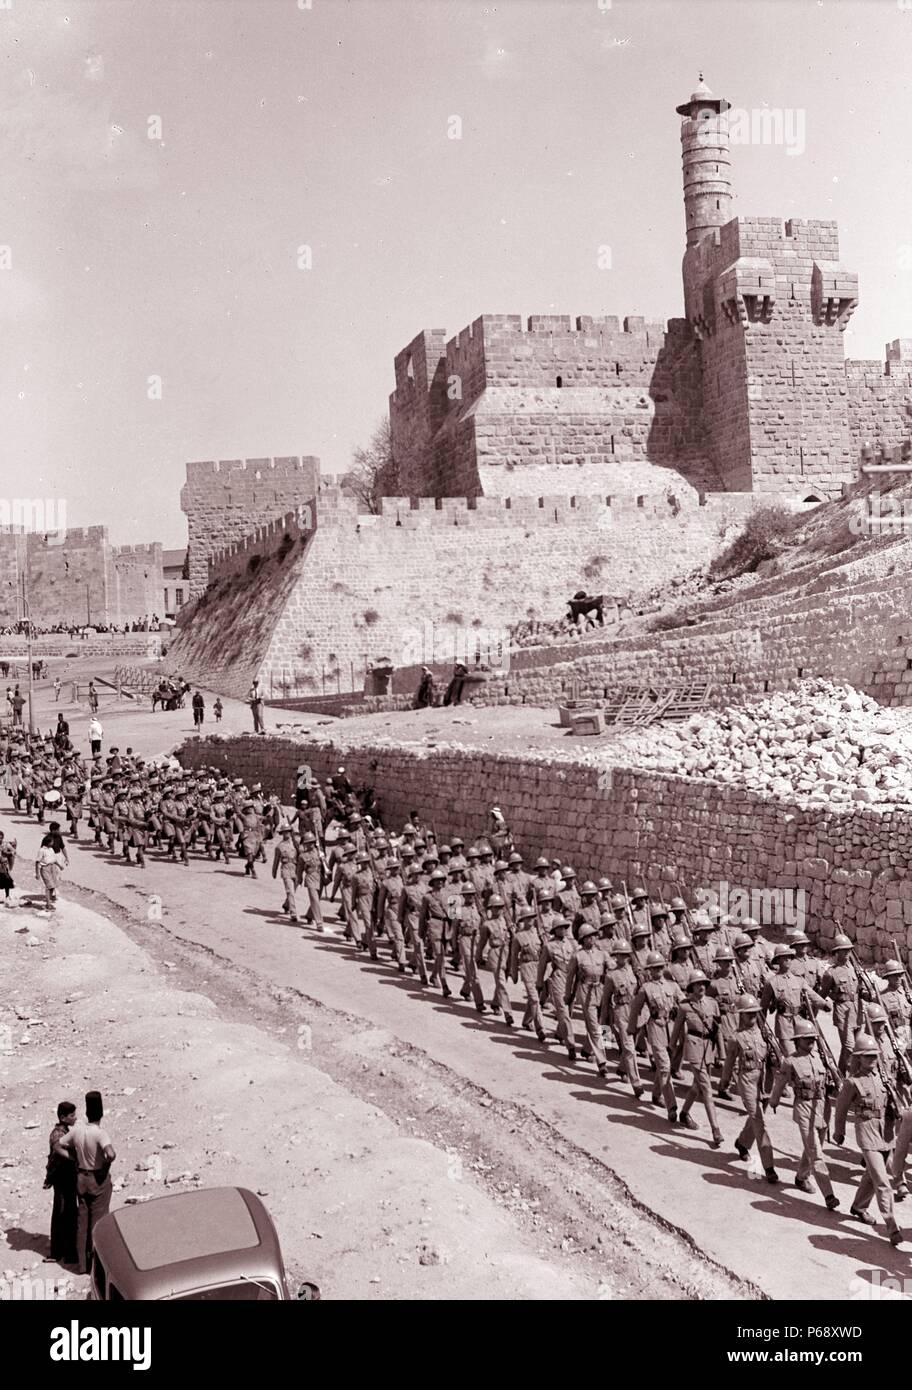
[765, 1168, 779, 1184]
[889, 1228, 904, 1247]
[735, 1141, 749, 1160]
[566, 1043, 577, 1061]
[849, 1206, 876, 1225]
[503, 1013, 514, 1027]
[667, 1107, 679, 1125]
[794, 1177, 814, 1194]
[896, 1183, 909, 1202]
[537, 1029, 548, 1043]
[597, 1062, 608, 1077]
[710, 1128, 723, 1149]
[678, 1110, 698, 1130]
[825, 1194, 840, 1211]
[717, 1087, 733, 1100]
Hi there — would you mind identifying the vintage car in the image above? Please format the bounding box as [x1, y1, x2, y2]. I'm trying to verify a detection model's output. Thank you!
[89, 1186, 320, 1301]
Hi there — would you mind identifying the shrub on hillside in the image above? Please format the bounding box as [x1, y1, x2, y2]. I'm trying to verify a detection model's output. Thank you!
[709, 504, 795, 580]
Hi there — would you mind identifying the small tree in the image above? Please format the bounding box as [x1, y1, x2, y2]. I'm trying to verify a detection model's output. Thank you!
[340, 418, 399, 514]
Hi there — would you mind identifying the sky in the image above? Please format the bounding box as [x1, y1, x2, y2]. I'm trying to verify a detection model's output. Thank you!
[2, 0, 911, 546]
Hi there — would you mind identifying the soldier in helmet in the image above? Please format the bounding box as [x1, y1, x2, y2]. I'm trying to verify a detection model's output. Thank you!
[709, 945, 741, 1058]
[509, 905, 546, 1041]
[558, 866, 580, 919]
[629, 921, 653, 983]
[732, 931, 767, 998]
[818, 934, 859, 1072]
[503, 851, 531, 917]
[454, 883, 485, 1011]
[627, 884, 651, 941]
[565, 925, 610, 1075]
[400, 863, 428, 984]
[272, 826, 302, 921]
[537, 917, 578, 1059]
[668, 895, 688, 930]
[788, 931, 822, 990]
[649, 901, 672, 959]
[476, 894, 513, 1022]
[761, 944, 830, 1056]
[833, 1033, 904, 1245]
[596, 908, 621, 950]
[419, 868, 451, 993]
[376, 854, 406, 967]
[769, 1018, 840, 1209]
[351, 852, 377, 953]
[298, 830, 327, 931]
[879, 960, 912, 1056]
[718, 993, 779, 1183]
[689, 914, 716, 978]
[330, 843, 359, 939]
[573, 881, 601, 941]
[664, 931, 694, 992]
[534, 887, 560, 945]
[600, 940, 644, 1098]
[629, 952, 680, 1123]
[670, 970, 723, 1146]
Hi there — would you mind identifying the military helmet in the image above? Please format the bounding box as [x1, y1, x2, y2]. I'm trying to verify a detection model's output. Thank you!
[549, 916, 569, 933]
[534, 856, 550, 870]
[792, 1018, 816, 1041]
[487, 893, 505, 909]
[450, 837, 464, 848]
[882, 959, 905, 977]
[562, 865, 577, 880]
[597, 877, 613, 892]
[356, 852, 371, 865]
[461, 882, 477, 895]
[714, 946, 734, 962]
[536, 888, 555, 904]
[611, 939, 632, 955]
[610, 893, 626, 912]
[732, 933, 754, 952]
[578, 924, 597, 942]
[670, 931, 692, 951]
[685, 968, 709, 989]
[598, 910, 617, 927]
[508, 852, 523, 865]
[865, 1003, 887, 1026]
[790, 931, 810, 947]
[736, 993, 762, 1013]
[644, 951, 665, 969]
[428, 868, 446, 883]
[650, 902, 668, 920]
[670, 896, 687, 912]
[741, 917, 761, 933]
[852, 1032, 879, 1057]
[516, 905, 537, 922]
[439, 845, 452, 857]
[580, 880, 598, 896]
[631, 885, 648, 901]
[466, 847, 480, 860]
[832, 933, 853, 952]
[631, 922, 650, 939]
[772, 944, 795, 961]
[494, 859, 509, 873]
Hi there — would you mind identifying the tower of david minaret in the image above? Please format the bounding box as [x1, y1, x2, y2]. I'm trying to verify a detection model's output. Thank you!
[678, 75, 858, 498]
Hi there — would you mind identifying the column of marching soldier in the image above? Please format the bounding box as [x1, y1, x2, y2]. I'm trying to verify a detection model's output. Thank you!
[2, 729, 911, 1248]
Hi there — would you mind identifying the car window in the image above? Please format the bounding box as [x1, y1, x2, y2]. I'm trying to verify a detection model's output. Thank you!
[169, 1280, 279, 1301]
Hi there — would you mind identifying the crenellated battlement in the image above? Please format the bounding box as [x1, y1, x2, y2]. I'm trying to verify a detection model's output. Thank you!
[207, 505, 315, 582]
[26, 525, 109, 548]
[184, 455, 321, 484]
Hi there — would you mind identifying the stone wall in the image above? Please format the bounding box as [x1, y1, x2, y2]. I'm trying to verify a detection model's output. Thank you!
[111, 544, 164, 624]
[176, 733, 912, 965]
[0, 529, 164, 627]
[0, 633, 162, 659]
[389, 314, 717, 499]
[166, 486, 758, 699]
[180, 455, 321, 597]
[846, 341, 912, 459]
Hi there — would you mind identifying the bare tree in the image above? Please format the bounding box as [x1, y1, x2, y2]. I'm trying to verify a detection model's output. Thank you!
[340, 418, 399, 514]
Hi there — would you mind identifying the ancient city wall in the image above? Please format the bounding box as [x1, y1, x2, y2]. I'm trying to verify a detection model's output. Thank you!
[390, 314, 715, 498]
[166, 485, 757, 699]
[23, 527, 113, 628]
[177, 733, 912, 966]
[111, 543, 164, 624]
[846, 341, 912, 459]
[180, 455, 321, 597]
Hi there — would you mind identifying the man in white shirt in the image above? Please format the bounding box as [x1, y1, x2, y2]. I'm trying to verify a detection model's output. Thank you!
[87, 717, 103, 756]
[55, 1090, 116, 1274]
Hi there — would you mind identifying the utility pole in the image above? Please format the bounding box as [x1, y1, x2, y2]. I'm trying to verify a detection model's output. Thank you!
[21, 578, 35, 735]
[86, 581, 91, 627]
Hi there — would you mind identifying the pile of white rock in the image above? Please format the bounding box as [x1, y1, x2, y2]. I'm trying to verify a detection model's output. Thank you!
[608, 679, 912, 807]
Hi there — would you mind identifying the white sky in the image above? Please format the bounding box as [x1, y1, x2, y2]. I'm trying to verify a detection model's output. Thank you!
[2, 0, 911, 545]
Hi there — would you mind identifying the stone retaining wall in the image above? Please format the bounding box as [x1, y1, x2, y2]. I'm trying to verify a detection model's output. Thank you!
[177, 733, 912, 965]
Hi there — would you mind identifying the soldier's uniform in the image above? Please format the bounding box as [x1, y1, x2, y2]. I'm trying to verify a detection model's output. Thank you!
[352, 855, 377, 955]
[880, 964, 912, 1056]
[818, 940, 860, 1070]
[331, 847, 359, 938]
[447, 838, 468, 874]
[559, 868, 581, 921]
[719, 999, 778, 1180]
[761, 949, 828, 1056]
[565, 928, 610, 1071]
[834, 1035, 903, 1245]
[126, 789, 148, 867]
[476, 900, 512, 1019]
[733, 939, 768, 998]
[112, 791, 131, 857]
[273, 833, 301, 920]
[665, 940, 693, 993]
[62, 770, 83, 838]
[600, 942, 643, 1095]
[508, 907, 545, 1038]
[210, 793, 232, 863]
[537, 922, 578, 1058]
[377, 863, 405, 965]
[649, 905, 672, 960]
[399, 868, 428, 983]
[690, 930, 715, 979]
[789, 933, 823, 990]
[454, 886, 485, 1010]
[671, 974, 722, 1143]
[572, 886, 601, 942]
[238, 802, 262, 877]
[709, 953, 741, 1056]
[419, 873, 451, 993]
[769, 1025, 838, 1205]
[629, 959, 680, 1120]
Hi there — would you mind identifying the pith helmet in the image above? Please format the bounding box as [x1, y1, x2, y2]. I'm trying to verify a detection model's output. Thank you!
[714, 945, 734, 962]
[611, 939, 632, 955]
[487, 894, 505, 909]
[883, 959, 905, 977]
[736, 993, 762, 1013]
[631, 922, 651, 939]
[578, 924, 597, 942]
[832, 933, 853, 952]
[685, 969, 709, 989]
[733, 933, 754, 952]
[610, 893, 626, 912]
[580, 880, 598, 896]
[645, 951, 665, 969]
[792, 1018, 816, 1041]
[670, 896, 687, 912]
[865, 1003, 887, 1026]
[772, 944, 795, 961]
[852, 1032, 879, 1057]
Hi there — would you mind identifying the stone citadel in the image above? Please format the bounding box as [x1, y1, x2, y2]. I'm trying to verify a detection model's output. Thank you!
[166, 77, 912, 698]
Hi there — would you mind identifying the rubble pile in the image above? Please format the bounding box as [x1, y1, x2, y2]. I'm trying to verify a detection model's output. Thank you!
[610, 679, 912, 808]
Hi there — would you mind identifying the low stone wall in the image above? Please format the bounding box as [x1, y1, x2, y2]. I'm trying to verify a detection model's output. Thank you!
[177, 733, 912, 965]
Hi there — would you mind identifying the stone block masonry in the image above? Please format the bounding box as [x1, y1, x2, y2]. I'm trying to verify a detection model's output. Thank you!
[165, 485, 759, 700]
[1, 528, 164, 628]
[181, 455, 320, 597]
[177, 734, 912, 967]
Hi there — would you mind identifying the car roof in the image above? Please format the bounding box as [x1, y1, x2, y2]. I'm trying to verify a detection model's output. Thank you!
[92, 1187, 285, 1299]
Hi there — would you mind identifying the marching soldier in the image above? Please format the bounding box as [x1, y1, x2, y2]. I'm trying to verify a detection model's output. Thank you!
[454, 882, 485, 1010]
[238, 798, 262, 877]
[769, 1017, 840, 1208]
[330, 842, 359, 938]
[880, 960, 912, 1056]
[419, 867, 451, 993]
[789, 931, 822, 989]
[630, 921, 653, 982]
[597, 908, 621, 949]
[559, 866, 581, 919]
[537, 916, 577, 1059]
[476, 894, 513, 1022]
[126, 779, 149, 869]
[298, 830, 326, 930]
[689, 915, 716, 978]
[509, 904, 546, 1039]
[718, 993, 779, 1183]
[375, 855, 406, 967]
[629, 952, 680, 1123]
[61, 763, 83, 839]
[503, 851, 532, 917]
[351, 852, 378, 957]
[448, 837, 468, 873]
[732, 931, 767, 997]
[818, 934, 861, 1072]
[671, 970, 723, 1145]
[833, 1033, 904, 1245]
[649, 902, 672, 960]
[400, 862, 428, 983]
[665, 930, 693, 991]
[565, 925, 610, 1075]
[573, 881, 601, 940]
[742, 916, 775, 966]
[709, 945, 741, 1057]
[534, 887, 561, 944]
[600, 940, 644, 1097]
[761, 944, 829, 1056]
[272, 826, 302, 921]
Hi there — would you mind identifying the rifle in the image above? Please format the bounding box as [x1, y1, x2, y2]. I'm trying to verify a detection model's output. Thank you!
[671, 881, 699, 966]
[756, 1011, 784, 1100]
[890, 936, 912, 1004]
[849, 947, 912, 1085]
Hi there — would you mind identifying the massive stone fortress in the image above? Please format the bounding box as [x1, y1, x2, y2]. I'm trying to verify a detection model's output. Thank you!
[0, 527, 163, 628]
[389, 79, 912, 504]
[181, 456, 320, 597]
